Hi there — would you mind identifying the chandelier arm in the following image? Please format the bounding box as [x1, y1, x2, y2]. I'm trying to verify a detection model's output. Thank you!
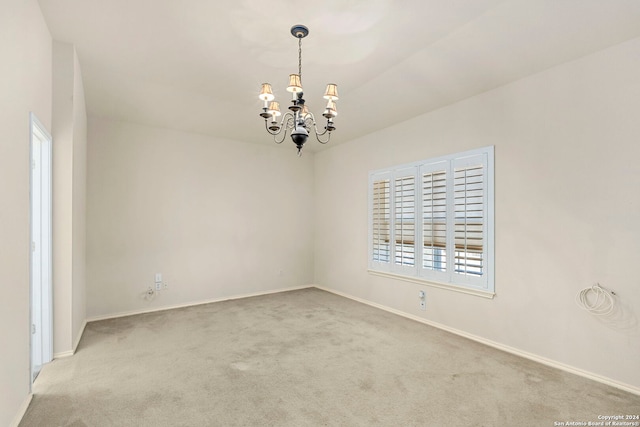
[264, 112, 295, 136]
[264, 120, 282, 136]
[273, 128, 288, 144]
[273, 114, 295, 144]
[314, 130, 332, 144]
[283, 114, 295, 130]
[304, 112, 332, 144]
[312, 125, 332, 144]
[302, 117, 313, 129]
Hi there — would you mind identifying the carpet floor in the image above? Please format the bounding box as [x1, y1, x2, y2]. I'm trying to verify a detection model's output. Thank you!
[20, 288, 640, 426]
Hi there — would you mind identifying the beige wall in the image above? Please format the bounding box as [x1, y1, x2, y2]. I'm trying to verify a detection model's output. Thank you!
[52, 41, 87, 356]
[0, 0, 52, 425]
[314, 36, 640, 390]
[86, 119, 315, 318]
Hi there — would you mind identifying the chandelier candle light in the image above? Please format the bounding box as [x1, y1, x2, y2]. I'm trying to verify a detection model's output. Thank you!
[259, 25, 339, 155]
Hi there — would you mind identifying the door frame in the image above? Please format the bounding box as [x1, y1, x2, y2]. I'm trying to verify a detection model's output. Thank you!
[29, 112, 53, 384]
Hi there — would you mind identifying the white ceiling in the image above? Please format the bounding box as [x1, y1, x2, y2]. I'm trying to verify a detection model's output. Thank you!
[38, 0, 640, 151]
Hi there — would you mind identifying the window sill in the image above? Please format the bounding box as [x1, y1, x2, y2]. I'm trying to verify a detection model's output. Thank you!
[367, 269, 496, 299]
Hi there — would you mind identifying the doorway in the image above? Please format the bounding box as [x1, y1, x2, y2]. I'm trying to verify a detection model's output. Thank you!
[30, 112, 53, 383]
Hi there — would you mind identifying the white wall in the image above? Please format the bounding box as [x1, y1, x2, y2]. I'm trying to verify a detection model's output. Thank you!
[86, 119, 315, 318]
[72, 50, 88, 350]
[314, 36, 640, 391]
[52, 41, 87, 356]
[0, 0, 52, 425]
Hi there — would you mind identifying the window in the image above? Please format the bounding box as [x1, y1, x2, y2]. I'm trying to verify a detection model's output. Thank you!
[368, 146, 494, 297]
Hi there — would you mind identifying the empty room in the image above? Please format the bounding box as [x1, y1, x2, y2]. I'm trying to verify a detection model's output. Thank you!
[2, 0, 640, 426]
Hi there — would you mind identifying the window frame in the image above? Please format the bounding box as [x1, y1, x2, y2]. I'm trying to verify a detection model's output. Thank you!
[368, 146, 495, 298]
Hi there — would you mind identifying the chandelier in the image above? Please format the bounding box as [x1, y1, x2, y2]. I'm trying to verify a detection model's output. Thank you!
[259, 25, 339, 155]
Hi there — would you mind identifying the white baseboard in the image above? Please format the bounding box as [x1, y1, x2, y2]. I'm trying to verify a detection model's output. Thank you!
[314, 285, 640, 396]
[86, 285, 314, 322]
[10, 393, 32, 427]
[53, 320, 87, 359]
[53, 349, 74, 359]
[73, 319, 87, 353]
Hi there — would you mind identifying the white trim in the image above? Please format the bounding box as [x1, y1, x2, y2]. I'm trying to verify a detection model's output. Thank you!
[368, 269, 496, 299]
[10, 393, 32, 427]
[53, 349, 74, 359]
[314, 285, 640, 396]
[53, 320, 88, 359]
[29, 112, 53, 385]
[73, 319, 87, 352]
[86, 285, 314, 322]
[368, 146, 495, 294]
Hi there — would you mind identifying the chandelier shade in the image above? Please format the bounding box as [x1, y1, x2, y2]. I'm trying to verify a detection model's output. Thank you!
[267, 101, 281, 117]
[286, 74, 303, 94]
[259, 83, 275, 102]
[258, 25, 339, 155]
[323, 84, 339, 100]
[323, 100, 338, 118]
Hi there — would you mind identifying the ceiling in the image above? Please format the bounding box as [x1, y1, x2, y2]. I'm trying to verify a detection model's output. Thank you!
[38, 0, 640, 151]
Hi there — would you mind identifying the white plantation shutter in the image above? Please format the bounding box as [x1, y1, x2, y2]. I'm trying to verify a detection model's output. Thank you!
[394, 172, 417, 268]
[454, 163, 485, 276]
[369, 146, 493, 296]
[421, 164, 448, 274]
[371, 177, 391, 264]
[370, 171, 392, 271]
[451, 152, 489, 290]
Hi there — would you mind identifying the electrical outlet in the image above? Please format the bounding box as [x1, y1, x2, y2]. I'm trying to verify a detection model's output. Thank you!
[163, 281, 168, 290]
[156, 282, 162, 291]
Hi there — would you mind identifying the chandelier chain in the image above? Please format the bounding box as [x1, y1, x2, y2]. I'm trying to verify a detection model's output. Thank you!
[298, 37, 302, 83]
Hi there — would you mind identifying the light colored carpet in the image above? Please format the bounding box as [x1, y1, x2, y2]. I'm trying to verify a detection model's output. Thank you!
[20, 288, 640, 426]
